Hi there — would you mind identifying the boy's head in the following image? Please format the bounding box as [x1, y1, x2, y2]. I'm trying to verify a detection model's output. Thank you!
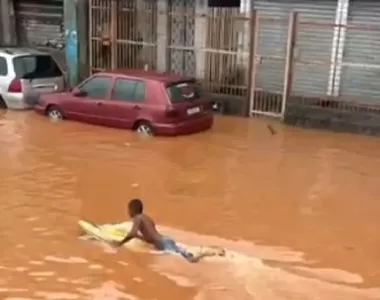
[128, 198, 143, 217]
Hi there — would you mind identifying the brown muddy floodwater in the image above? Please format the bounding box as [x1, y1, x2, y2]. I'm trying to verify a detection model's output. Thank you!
[0, 110, 379, 300]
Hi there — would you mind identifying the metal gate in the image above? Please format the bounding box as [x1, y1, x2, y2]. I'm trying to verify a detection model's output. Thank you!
[167, 0, 196, 76]
[14, 0, 65, 66]
[250, 0, 337, 118]
[89, 0, 157, 74]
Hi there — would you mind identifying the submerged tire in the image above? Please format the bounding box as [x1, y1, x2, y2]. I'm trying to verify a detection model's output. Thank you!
[0, 96, 7, 109]
[135, 121, 154, 136]
[46, 105, 64, 121]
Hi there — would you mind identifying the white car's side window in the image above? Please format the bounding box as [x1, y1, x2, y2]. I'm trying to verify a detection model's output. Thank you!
[0, 57, 8, 76]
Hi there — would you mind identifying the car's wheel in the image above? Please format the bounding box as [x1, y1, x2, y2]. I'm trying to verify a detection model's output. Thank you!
[135, 121, 154, 136]
[46, 105, 63, 121]
[0, 96, 7, 109]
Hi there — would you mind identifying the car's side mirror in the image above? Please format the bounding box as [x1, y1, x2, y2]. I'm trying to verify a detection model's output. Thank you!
[72, 89, 87, 97]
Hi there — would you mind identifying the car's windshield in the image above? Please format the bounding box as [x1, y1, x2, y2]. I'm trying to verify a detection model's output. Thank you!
[166, 80, 202, 103]
[13, 55, 62, 79]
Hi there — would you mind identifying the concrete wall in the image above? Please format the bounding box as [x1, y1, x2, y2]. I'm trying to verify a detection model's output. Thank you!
[284, 101, 380, 137]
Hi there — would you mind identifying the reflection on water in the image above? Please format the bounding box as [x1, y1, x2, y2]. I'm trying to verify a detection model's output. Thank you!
[0, 111, 379, 299]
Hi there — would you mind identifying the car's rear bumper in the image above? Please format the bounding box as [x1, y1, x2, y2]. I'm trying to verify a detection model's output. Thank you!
[154, 114, 213, 136]
[2, 93, 32, 110]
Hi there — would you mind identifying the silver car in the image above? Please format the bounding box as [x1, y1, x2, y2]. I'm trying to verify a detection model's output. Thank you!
[0, 47, 65, 109]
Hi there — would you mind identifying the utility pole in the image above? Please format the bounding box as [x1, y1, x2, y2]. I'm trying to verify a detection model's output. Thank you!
[0, 0, 16, 45]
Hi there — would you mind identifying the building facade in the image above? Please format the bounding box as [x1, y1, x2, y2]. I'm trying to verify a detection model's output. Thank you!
[2, 0, 380, 119]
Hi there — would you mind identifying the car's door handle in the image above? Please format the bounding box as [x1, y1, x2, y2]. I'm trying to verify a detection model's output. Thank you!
[33, 84, 55, 88]
[133, 105, 141, 110]
[96, 101, 103, 106]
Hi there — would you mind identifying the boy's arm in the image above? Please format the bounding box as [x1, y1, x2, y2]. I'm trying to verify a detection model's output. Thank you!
[118, 217, 141, 246]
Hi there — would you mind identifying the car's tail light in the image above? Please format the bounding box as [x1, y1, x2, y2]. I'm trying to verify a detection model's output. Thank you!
[8, 79, 22, 93]
[165, 105, 179, 118]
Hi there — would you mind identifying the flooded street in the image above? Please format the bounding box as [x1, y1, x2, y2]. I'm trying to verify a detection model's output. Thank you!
[0, 110, 379, 300]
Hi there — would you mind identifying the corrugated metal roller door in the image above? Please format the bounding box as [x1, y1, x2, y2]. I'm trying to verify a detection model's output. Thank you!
[340, 1, 380, 101]
[15, 0, 64, 50]
[252, 0, 337, 95]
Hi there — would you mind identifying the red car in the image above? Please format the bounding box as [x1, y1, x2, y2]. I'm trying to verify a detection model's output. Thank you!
[35, 69, 213, 136]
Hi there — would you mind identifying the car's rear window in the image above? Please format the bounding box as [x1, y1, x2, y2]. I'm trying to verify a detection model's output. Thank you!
[166, 81, 202, 103]
[13, 55, 62, 79]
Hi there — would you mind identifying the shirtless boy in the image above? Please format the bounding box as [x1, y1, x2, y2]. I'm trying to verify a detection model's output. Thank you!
[113, 198, 224, 262]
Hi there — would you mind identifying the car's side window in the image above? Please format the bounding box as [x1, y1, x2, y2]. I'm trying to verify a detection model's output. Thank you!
[79, 76, 111, 99]
[111, 78, 145, 102]
[0, 57, 8, 76]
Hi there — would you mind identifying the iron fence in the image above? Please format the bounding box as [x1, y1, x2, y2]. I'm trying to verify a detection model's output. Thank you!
[86, 1, 380, 118]
[166, 0, 197, 77]
[165, 6, 252, 99]
[89, 0, 157, 73]
[201, 8, 250, 98]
